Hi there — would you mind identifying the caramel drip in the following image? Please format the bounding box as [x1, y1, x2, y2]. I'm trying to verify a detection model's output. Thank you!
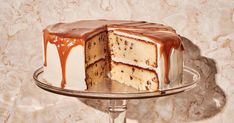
[161, 45, 171, 84]
[151, 34, 181, 84]
[43, 29, 84, 88]
[159, 39, 181, 84]
[43, 30, 49, 66]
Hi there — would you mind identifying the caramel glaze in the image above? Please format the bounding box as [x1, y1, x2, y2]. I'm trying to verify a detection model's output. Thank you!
[43, 20, 183, 88]
[43, 29, 84, 88]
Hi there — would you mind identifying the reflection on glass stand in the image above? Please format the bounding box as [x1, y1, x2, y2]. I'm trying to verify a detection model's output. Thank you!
[33, 66, 200, 123]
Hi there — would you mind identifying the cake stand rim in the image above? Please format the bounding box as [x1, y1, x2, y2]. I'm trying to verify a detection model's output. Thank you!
[33, 66, 199, 100]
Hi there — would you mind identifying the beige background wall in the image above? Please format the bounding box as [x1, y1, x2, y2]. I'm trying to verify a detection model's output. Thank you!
[0, 0, 234, 123]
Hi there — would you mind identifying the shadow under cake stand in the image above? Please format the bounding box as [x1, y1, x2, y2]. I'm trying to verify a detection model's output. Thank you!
[33, 66, 200, 123]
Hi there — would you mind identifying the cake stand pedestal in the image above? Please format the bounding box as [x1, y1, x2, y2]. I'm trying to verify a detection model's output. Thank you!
[33, 66, 200, 123]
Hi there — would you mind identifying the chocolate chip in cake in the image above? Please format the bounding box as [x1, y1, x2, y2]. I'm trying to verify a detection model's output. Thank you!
[147, 80, 151, 85]
[116, 37, 120, 45]
[124, 40, 128, 45]
[134, 59, 138, 62]
[121, 70, 124, 73]
[132, 67, 135, 72]
[130, 76, 133, 80]
[93, 42, 96, 45]
[145, 86, 149, 90]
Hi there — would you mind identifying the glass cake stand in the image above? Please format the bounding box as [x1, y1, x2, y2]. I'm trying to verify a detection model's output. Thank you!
[33, 66, 200, 123]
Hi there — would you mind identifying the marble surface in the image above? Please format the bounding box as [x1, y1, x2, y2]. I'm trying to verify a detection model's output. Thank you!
[0, 0, 233, 123]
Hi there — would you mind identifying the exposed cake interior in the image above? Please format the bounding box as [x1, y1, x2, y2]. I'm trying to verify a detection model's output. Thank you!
[110, 61, 158, 91]
[85, 31, 160, 91]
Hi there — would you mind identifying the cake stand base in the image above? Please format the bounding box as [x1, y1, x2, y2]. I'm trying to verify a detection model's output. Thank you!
[109, 100, 127, 123]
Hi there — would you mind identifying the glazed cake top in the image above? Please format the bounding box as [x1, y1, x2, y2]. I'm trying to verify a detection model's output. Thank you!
[45, 20, 177, 40]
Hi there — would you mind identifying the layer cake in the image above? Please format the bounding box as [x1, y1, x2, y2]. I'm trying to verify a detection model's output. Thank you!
[42, 20, 183, 91]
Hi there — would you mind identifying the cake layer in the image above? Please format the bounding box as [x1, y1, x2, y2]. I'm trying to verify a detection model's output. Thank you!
[85, 32, 108, 66]
[85, 59, 110, 88]
[108, 32, 157, 68]
[109, 61, 158, 91]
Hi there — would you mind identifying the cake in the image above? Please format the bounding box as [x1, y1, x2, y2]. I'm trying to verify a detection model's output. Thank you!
[42, 20, 183, 91]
